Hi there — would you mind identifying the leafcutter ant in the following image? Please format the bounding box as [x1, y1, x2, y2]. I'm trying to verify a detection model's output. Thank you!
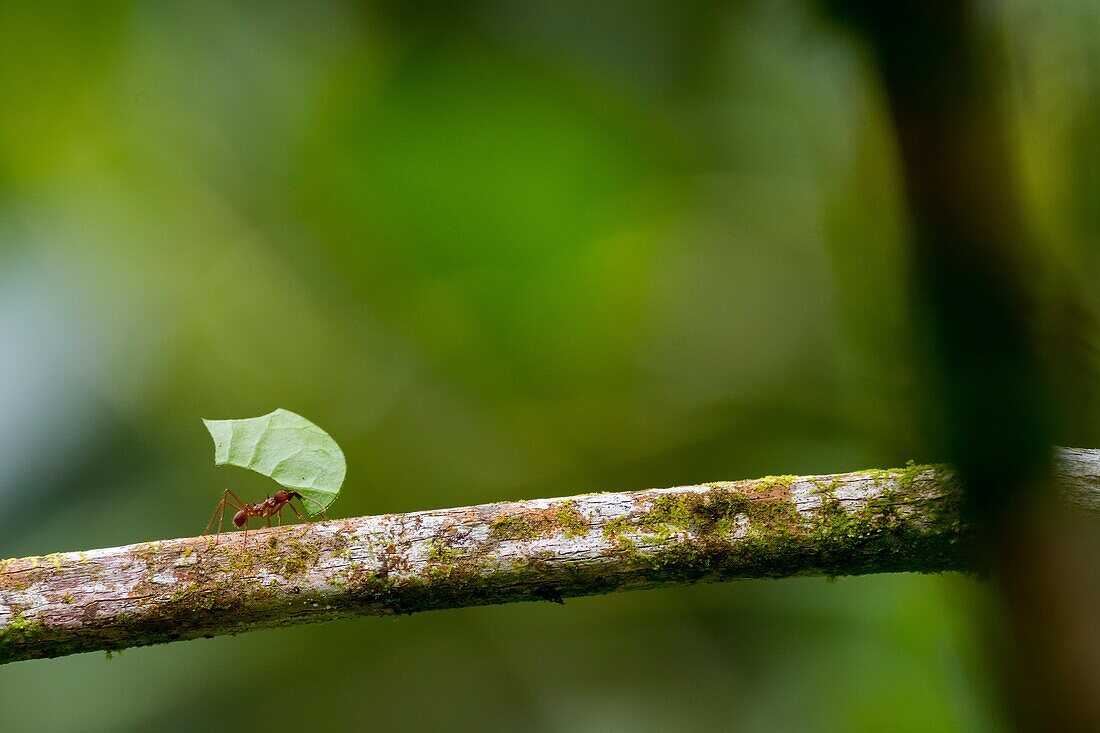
[204, 488, 317, 547]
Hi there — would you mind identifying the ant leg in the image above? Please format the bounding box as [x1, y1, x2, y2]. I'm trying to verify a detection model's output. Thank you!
[204, 489, 249, 545]
[204, 497, 227, 538]
[216, 500, 226, 543]
[222, 489, 250, 513]
[286, 500, 309, 523]
[206, 491, 242, 542]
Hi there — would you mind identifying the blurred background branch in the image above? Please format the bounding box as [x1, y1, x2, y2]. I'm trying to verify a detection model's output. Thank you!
[829, 0, 1100, 727]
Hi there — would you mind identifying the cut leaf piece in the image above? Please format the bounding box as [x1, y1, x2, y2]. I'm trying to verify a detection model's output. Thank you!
[203, 408, 345, 516]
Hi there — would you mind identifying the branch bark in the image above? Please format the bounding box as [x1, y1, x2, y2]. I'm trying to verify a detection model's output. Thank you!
[2, 449, 1096, 664]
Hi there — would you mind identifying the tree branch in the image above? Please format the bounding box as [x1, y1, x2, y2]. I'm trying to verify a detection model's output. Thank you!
[2, 449, 1096, 664]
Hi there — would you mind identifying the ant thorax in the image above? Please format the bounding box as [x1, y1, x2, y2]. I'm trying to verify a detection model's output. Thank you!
[254, 496, 283, 517]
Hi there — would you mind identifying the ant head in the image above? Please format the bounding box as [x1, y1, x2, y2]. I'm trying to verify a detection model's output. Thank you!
[273, 489, 299, 502]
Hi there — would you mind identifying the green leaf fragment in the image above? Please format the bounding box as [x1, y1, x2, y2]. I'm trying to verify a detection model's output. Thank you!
[202, 408, 346, 516]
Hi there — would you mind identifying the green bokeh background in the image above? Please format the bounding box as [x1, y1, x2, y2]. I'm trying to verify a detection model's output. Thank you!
[1, 1, 1097, 730]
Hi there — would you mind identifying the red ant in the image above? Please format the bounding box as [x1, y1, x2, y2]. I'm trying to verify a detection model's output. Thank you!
[204, 488, 320, 547]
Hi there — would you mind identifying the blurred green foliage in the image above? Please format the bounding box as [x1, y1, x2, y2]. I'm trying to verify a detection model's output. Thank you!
[1, 0, 1097, 730]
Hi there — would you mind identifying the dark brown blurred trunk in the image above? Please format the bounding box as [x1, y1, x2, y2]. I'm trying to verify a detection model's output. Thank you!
[826, 0, 1100, 728]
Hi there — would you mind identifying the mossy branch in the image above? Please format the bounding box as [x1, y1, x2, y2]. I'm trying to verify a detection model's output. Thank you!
[2, 448, 1096, 664]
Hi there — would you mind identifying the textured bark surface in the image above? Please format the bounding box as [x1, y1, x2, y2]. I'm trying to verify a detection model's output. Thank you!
[1, 449, 1096, 664]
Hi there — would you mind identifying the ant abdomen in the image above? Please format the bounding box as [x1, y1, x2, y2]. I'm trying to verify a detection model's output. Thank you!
[233, 509, 248, 527]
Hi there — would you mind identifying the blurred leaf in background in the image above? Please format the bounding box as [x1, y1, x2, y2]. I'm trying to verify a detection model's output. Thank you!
[1, 0, 1097, 730]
